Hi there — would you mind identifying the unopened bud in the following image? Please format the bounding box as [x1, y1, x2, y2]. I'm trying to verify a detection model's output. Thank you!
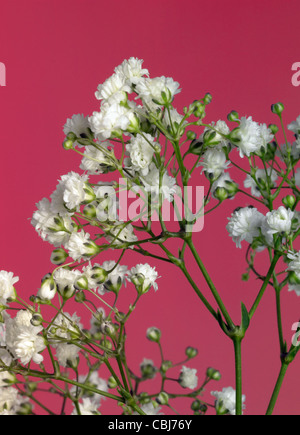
[146, 327, 161, 343]
[38, 274, 57, 301]
[108, 376, 118, 389]
[30, 313, 44, 327]
[282, 195, 296, 209]
[157, 392, 169, 405]
[91, 266, 109, 285]
[75, 275, 89, 291]
[185, 346, 198, 359]
[203, 93, 212, 105]
[227, 110, 239, 122]
[63, 139, 74, 150]
[50, 248, 68, 265]
[268, 124, 279, 135]
[206, 367, 222, 381]
[83, 203, 97, 219]
[214, 187, 228, 202]
[271, 102, 285, 116]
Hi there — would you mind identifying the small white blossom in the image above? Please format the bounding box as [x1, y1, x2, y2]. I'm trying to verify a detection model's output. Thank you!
[80, 143, 113, 174]
[227, 207, 265, 248]
[135, 76, 181, 106]
[106, 222, 138, 246]
[287, 115, 300, 134]
[115, 57, 149, 85]
[198, 148, 230, 180]
[72, 398, 100, 415]
[265, 206, 294, 235]
[65, 230, 99, 261]
[211, 387, 246, 415]
[128, 263, 159, 293]
[95, 71, 131, 104]
[142, 163, 178, 203]
[179, 366, 198, 389]
[63, 114, 91, 147]
[0, 271, 19, 304]
[126, 133, 156, 175]
[235, 117, 273, 158]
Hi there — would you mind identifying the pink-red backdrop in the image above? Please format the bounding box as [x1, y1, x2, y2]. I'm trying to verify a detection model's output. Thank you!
[0, 0, 299, 415]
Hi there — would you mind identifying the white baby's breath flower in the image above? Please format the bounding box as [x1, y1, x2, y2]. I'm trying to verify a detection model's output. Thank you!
[65, 230, 99, 261]
[0, 271, 19, 304]
[95, 71, 131, 104]
[128, 263, 159, 293]
[287, 115, 300, 134]
[106, 222, 138, 246]
[179, 366, 198, 389]
[115, 57, 149, 85]
[265, 206, 294, 235]
[211, 387, 246, 415]
[80, 143, 114, 175]
[63, 114, 91, 147]
[235, 117, 273, 158]
[72, 398, 100, 416]
[126, 133, 156, 175]
[135, 76, 181, 106]
[198, 148, 230, 180]
[142, 163, 178, 203]
[227, 207, 265, 248]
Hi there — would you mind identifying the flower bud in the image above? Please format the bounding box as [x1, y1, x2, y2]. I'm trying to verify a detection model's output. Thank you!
[227, 110, 239, 122]
[63, 139, 74, 150]
[38, 274, 57, 301]
[191, 399, 202, 411]
[157, 392, 169, 405]
[268, 124, 279, 135]
[185, 346, 198, 359]
[271, 102, 285, 115]
[288, 271, 300, 285]
[17, 402, 33, 416]
[50, 248, 68, 265]
[139, 392, 151, 405]
[160, 360, 172, 373]
[75, 275, 89, 291]
[206, 367, 222, 381]
[203, 93, 212, 105]
[74, 290, 86, 303]
[108, 376, 118, 389]
[146, 327, 161, 343]
[188, 139, 204, 155]
[30, 313, 44, 327]
[214, 187, 229, 202]
[282, 195, 296, 209]
[82, 184, 96, 204]
[186, 131, 197, 141]
[140, 359, 157, 379]
[83, 203, 97, 219]
[91, 266, 109, 285]
[100, 321, 115, 336]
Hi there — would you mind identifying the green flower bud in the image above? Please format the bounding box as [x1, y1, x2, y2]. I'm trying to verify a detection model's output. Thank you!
[139, 392, 151, 405]
[75, 275, 89, 291]
[146, 327, 161, 343]
[83, 203, 97, 219]
[82, 184, 96, 204]
[271, 102, 285, 115]
[108, 376, 118, 389]
[188, 139, 204, 155]
[214, 187, 229, 202]
[50, 248, 68, 265]
[227, 110, 239, 122]
[74, 290, 86, 303]
[191, 399, 202, 411]
[157, 392, 169, 405]
[268, 124, 279, 135]
[160, 360, 172, 373]
[185, 346, 198, 359]
[63, 139, 74, 150]
[282, 195, 296, 209]
[30, 313, 44, 327]
[90, 266, 109, 285]
[66, 132, 77, 141]
[140, 360, 157, 379]
[203, 93, 212, 105]
[186, 131, 197, 141]
[288, 271, 300, 285]
[206, 367, 222, 381]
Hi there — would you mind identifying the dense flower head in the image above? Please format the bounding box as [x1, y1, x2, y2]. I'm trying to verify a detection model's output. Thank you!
[0, 271, 19, 304]
[211, 387, 246, 415]
[226, 207, 265, 248]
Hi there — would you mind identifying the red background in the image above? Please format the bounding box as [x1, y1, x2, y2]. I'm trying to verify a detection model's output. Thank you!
[0, 0, 299, 415]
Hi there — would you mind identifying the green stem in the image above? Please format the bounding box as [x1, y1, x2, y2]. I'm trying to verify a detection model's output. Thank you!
[233, 337, 243, 415]
[187, 239, 235, 330]
[266, 363, 289, 415]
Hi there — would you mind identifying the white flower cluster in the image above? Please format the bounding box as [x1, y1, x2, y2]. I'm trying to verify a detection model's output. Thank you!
[211, 387, 246, 415]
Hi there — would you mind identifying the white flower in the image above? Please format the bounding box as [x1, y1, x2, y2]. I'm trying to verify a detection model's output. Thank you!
[72, 398, 100, 415]
[287, 251, 300, 279]
[235, 117, 273, 158]
[128, 263, 159, 293]
[0, 271, 19, 304]
[95, 71, 131, 104]
[288, 284, 300, 296]
[65, 230, 99, 261]
[94, 183, 118, 223]
[63, 114, 91, 147]
[31, 198, 74, 247]
[244, 168, 278, 197]
[115, 57, 149, 85]
[198, 148, 230, 180]
[53, 268, 81, 294]
[142, 163, 178, 202]
[226, 207, 265, 248]
[265, 206, 294, 235]
[89, 102, 139, 140]
[5, 311, 46, 365]
[179, 366, 198, 389]
[50, 172, 90, 215]
[287, 115, 300, 134]
[55, 343, 80, 368]
[0, 386, 29, 415]
[211, 387, 246, 415]
[80, 143, 114, 174]
[135, 76, 181, 106]
[201, 120, 231, 148]
[99, 261, 128, 295]
[126, 133, 156, 175]
[162, 108, 184, 130]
